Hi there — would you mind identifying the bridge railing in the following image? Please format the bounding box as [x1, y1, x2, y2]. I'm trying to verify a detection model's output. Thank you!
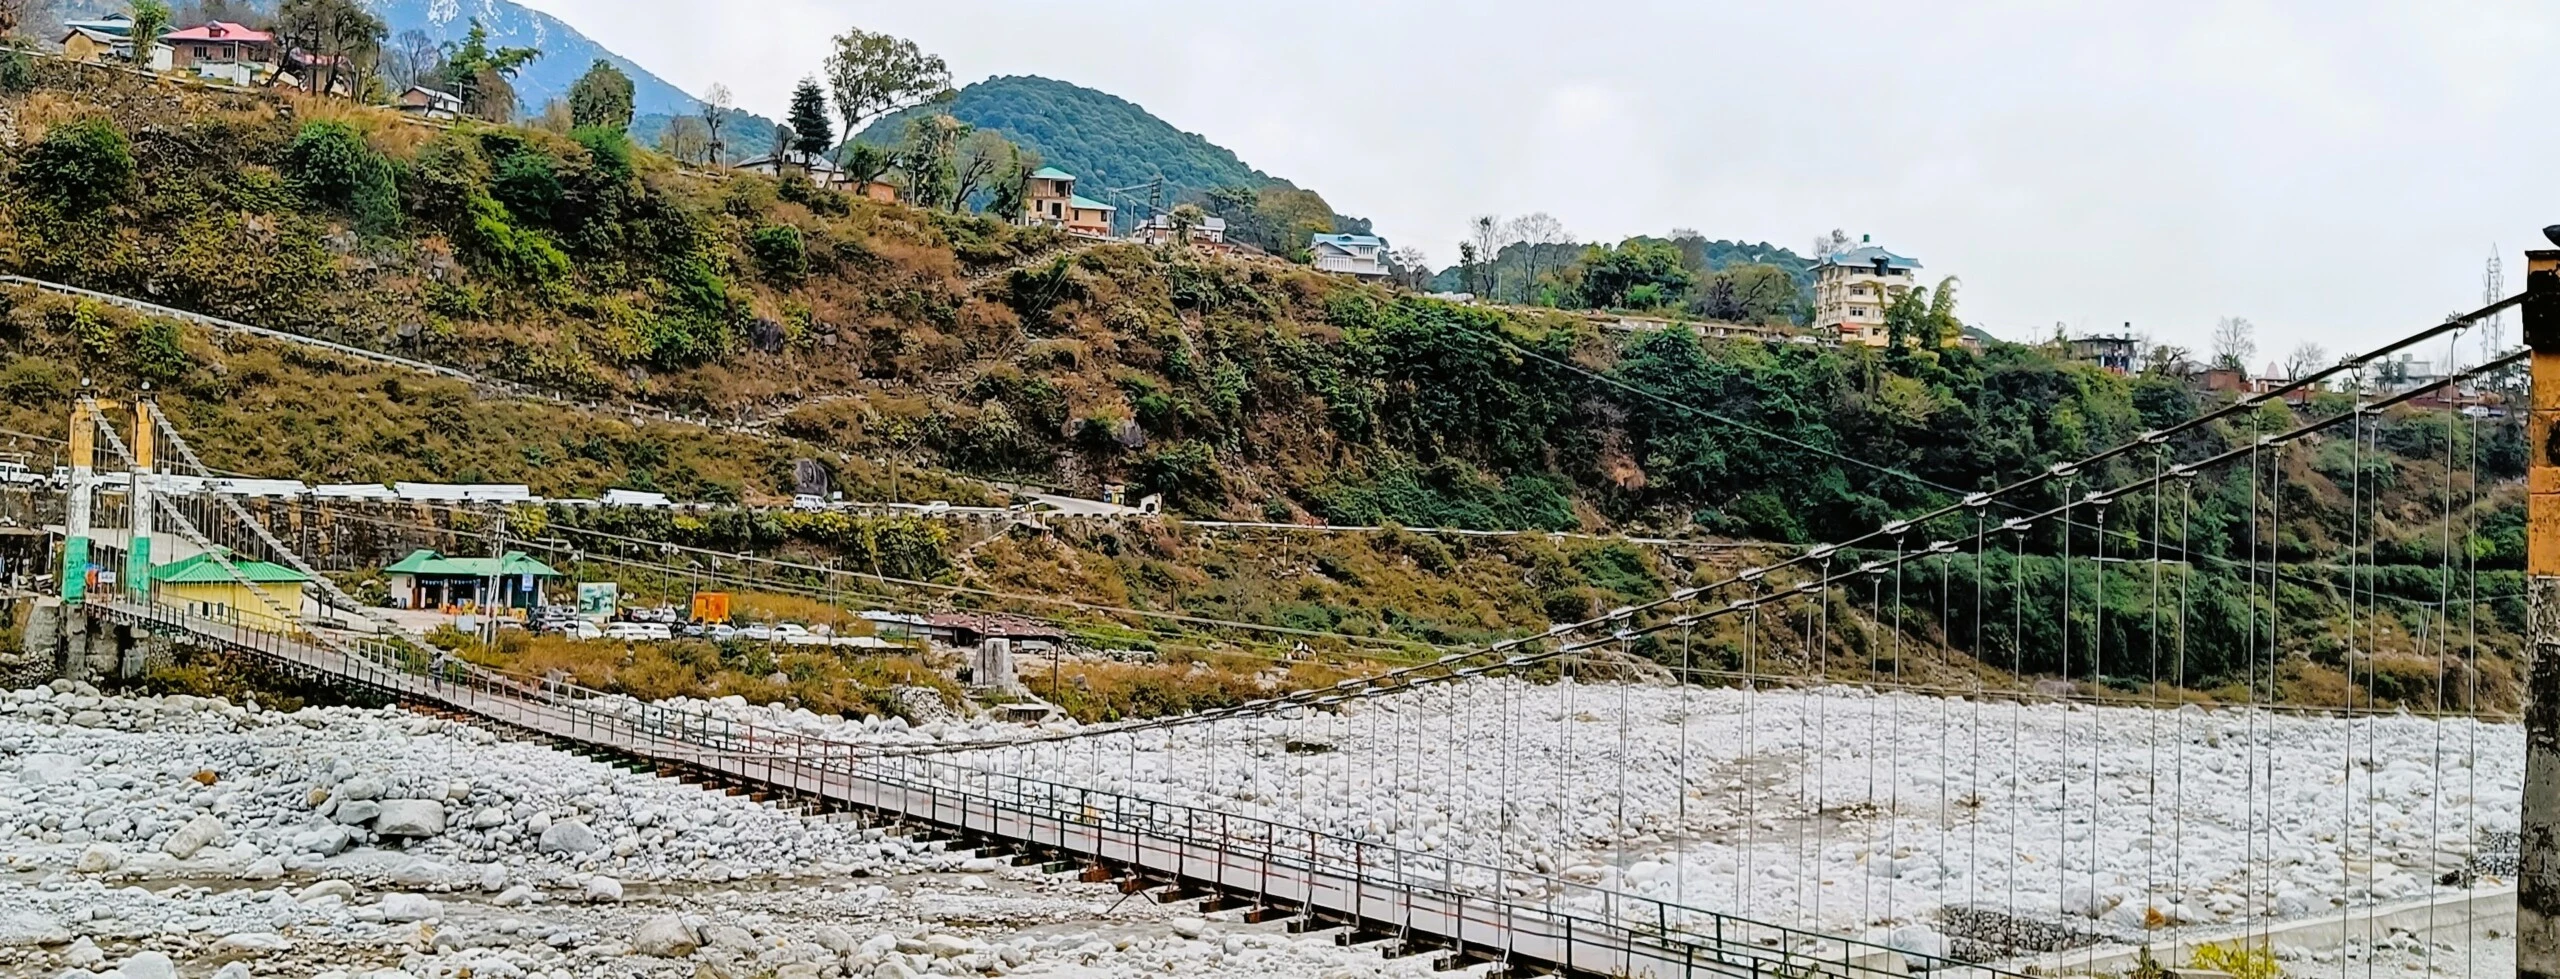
[96, 598, 2028, 978]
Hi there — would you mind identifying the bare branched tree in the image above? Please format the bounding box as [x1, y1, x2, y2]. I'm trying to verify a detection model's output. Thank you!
[2211, 316, 2257, 372]
[2281, 341, 2330, 381]
[1503, 212, 1567, 304]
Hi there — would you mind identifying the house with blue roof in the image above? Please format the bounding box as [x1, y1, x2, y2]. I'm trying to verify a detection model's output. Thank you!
[1022, 167, 1116, 237]
[1310, 233, 1390, 279]
[1811, 234, 1926, 346]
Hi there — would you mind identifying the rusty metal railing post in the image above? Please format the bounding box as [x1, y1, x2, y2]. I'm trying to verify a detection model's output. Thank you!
[2526, 245, 2560, 979]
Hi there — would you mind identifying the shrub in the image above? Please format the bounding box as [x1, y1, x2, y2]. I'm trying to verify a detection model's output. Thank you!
[283, 122, 401, 235]
[776, 175, 849, 216]
[745, 224, 808, 284]
[571, 126, 634, 183]
[21, 118, 133, 210]
[0, 49, 31, 94]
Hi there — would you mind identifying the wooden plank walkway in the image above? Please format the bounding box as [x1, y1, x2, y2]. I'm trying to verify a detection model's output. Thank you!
[86, 598, 1993, 979]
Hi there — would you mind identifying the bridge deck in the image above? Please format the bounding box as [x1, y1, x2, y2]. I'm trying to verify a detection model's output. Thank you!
[87, 598, 1983, 979]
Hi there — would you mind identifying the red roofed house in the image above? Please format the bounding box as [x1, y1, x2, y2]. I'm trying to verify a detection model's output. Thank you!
[162, 22, 277, 83]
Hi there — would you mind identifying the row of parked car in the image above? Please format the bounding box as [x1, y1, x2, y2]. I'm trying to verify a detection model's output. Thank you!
[525, 606, 888, 647]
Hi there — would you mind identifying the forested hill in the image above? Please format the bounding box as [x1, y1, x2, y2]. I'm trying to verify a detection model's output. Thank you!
[854, 75, 1371, 236]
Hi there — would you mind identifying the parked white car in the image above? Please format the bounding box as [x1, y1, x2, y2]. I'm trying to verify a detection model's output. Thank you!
[569, 621, 604, 641]
[603, 622, 652, 641]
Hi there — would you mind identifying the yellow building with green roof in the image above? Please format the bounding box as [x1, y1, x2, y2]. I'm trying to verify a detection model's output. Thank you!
[149, 549, 311, 632]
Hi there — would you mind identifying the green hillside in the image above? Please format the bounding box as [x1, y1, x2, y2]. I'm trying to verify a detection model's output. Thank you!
[854, 75, 1370, 240]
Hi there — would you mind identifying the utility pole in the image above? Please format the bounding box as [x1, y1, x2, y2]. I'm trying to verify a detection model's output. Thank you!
[2521, 244, 2560, 979]
[2492, 249, 2509, 368]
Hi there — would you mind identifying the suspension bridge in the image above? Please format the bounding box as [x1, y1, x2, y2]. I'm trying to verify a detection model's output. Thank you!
[21, 252, 2560, 978]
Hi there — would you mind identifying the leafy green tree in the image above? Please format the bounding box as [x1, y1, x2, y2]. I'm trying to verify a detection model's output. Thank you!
[786, 78, 833, 165]
[1692, 263, 1800, 323]
[129, 0, 172, 66]
[441, 19, 541, 122]
[985, 143, 1041, 219]
[823, 28, 950, 169]
[1575, 239, 1693, 309]
[22, 118, 133, 211]
[843, 142, 892, 190]
[891, 114, 963, 209]
[567, 60, 635, 133]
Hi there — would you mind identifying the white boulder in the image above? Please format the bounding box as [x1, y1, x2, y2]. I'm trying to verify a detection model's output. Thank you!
[538, 820, 603, 855]
[631, 915, 700, 958]
[74, 842, 125, 873]
[373, 800, 447, 838]
[161, 814, 225, 859]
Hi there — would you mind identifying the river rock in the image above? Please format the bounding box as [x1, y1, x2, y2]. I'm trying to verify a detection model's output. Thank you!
[335, 776, 385, 802]
[64, 937, 105, 968]
[334, 799, 383, 826]
[293, 824, 355, 856]
[374, 800, 447, 838]
[583, 875, 623, 903]
[0, 909, 69, 946]
[631, 915, 699, 957]
[162, 814, 225, 859]
[538, 820, 602, 855]
[20, 752, 79, 785]
[379, 893, 441, 923]
[492, 884, 536, 907]
[75, 842, 125, 873]
[114, 951, 176, 979]
[238, 854, 285, 880]
[211, 931, 292, 954]
[1169, 917, 1209, 940]
[299, 879, 357, 903]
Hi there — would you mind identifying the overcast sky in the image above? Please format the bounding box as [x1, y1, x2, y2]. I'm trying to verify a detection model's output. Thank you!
[519, 0, 2551, 365]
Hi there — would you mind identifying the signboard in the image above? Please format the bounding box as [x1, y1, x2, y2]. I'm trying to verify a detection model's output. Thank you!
[690, 592, 732, 624]
[575, 582, 619, 622]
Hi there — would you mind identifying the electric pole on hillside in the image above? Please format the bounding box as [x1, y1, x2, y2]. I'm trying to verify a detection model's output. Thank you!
[2492, 249, 2509, 367]
[2520, 240, 2560, 979]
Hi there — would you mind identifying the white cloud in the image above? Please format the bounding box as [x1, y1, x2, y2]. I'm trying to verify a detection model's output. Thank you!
[515, 0, 2557, 360]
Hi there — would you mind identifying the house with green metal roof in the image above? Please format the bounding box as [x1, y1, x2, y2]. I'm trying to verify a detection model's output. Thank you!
[384, 549, 563, 611]
[1022, 168, 1115, 237]
[150, 549, 311, 632]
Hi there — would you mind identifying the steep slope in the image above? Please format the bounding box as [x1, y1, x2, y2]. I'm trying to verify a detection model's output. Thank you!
[0, 65, 2528, 710]
[855, 75, 1369, 235]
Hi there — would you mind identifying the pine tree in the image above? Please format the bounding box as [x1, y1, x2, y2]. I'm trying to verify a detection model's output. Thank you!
[787, 78, 834, 166]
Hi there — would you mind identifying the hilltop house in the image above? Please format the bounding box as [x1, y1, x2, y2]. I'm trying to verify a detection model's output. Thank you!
[1309, 233, 1390, 278]
[1132, 213, 1228, 247]
[733, 153, 900, 201]
[1022, 168, 1116, 237]
[736, 151, 843, 182]
[63, 11, 134, 36]
[162, 22, 277, 85]
[383, 549, 563, 611]
[394, 85, 463, 120]
[1811, 235, 1923, 347]
[149, 549, 310, 632]
[61, 23, 173, 71]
